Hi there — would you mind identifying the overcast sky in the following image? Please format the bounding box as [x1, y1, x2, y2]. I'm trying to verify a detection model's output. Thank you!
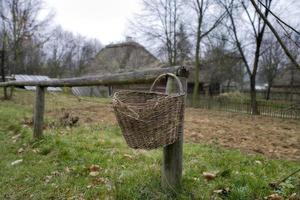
[44, 0, 142, 45]
[44, 0, 300, 46]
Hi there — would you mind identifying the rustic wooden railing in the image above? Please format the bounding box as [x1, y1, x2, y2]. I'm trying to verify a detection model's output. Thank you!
[0, 66, 189, 190]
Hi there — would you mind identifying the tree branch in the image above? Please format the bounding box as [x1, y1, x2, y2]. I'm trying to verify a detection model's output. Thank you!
[249, 0, 300, 70]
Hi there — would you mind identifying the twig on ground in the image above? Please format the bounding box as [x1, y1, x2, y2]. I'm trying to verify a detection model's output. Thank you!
[269, 168, 300, 189]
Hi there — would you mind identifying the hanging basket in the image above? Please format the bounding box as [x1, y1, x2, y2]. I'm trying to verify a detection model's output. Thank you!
[112, 73, 185, 150]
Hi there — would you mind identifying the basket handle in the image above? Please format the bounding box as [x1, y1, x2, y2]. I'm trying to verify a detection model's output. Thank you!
[150, 73, 184, 95]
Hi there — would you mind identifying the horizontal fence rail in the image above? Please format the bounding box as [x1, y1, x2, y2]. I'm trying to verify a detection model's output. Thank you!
[187, 96, 300, 119]
[0, 66, 187, 87]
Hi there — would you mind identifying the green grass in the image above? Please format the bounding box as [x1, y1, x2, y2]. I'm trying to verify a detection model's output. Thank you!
[0, 90, 299, 199]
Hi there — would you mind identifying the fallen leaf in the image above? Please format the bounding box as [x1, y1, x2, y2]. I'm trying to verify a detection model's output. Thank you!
[65, 167, 71, 173]
[92, 177, 108, 185]
[213, 189, 223, 194]
[51, 171, 60, 176]
[86, 185, 92, 189]
[89, 171, 100, 177]
[17, 148, 24, 154]
[11, 159, 23, 166]
[193, 177, 200, 181]
[289, 193, 298, 200]
[255, 160, 262, 165]
[11, 134, 21, 140]
[213, 188, 230, 196]
[203, 171, 217, 181]
[264, 194, 284, 200]
[44, 175, 52, 183]
[123, 154, 133, 159]
[32, 149, 40, 153]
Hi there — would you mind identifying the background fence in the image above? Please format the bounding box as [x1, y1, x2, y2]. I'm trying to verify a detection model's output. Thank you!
[187, 95, 300, 119]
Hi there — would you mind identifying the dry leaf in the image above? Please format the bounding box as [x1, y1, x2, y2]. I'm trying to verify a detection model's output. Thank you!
[123, 154, 133, 159]
[213, 188, 230, 195]
[17, 148, 24, 154]
[32, 149, 40, 153]
[51, 171, 60, 176]
[44, 175, 52, 183]
[89, 171, 100, 177]
[255, 160, 262, 165]
[203, 171, 217, 181]
[93, 177, 108, 185]
[289, 193, 298, 200]
[265, 194, 284, 200]
[11, 159, 23, 166]
[11, 134, 21, 140]
[65, 167, 71, 173]
[86, 185, 92, 189]
[213, 189, 223, 194]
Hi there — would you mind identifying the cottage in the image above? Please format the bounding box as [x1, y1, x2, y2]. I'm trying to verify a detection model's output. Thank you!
[72, 38, 160, 97]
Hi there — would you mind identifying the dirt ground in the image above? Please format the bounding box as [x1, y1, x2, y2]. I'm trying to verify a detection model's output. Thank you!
[48, 104, 300, 161]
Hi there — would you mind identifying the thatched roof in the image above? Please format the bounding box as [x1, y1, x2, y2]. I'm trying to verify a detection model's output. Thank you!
[86, 41, 160, 75]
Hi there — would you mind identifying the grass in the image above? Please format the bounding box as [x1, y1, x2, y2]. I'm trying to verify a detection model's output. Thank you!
[0, 89, 299, 199]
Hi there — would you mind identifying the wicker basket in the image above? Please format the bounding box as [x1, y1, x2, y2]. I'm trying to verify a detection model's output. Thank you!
[112, 73, 185, 150]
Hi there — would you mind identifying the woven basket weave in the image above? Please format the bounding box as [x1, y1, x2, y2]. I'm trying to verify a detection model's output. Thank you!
[112, 73, 185, 150]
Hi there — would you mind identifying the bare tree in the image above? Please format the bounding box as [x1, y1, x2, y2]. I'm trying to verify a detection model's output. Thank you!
[0, 0, 53, 75]
[73, 37, 102, 77]
[220, 0, 272, 115]
[0, 31, 9, 99]
[176, 23, 192, 65]
[130, 0, 182, 65]
[45, 27, 77, 78]
[249, 0, 300, 70]
[45, 26, 102, 78]
[258, 34, 283, 100]
[0, 0, 10, 99]
[189, 0, 226, 104]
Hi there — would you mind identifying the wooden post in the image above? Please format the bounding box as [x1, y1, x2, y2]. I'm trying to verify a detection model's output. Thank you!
[162, 74, 187, 190]
[33, 86, 45, 139]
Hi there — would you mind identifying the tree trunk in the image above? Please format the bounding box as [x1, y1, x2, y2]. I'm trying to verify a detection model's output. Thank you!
[266, 85, 271, 100]
[1, 48, 8, 100]
[226, 79, 231, 92]
[192, 17, 202, 106]
[192, 59, 200, 105]
[250, 75, 259, 115]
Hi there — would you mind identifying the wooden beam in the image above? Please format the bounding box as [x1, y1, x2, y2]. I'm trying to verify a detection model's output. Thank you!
[162, 75, 187, 190]
[0, 66, 186, 87]
[33, 86, 45, 139]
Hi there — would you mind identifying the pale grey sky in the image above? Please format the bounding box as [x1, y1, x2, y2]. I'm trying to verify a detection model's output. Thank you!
[44, 0, 142, 45]
[44, 0, 299, 46]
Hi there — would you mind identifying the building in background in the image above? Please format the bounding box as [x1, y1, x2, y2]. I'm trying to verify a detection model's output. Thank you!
[272, 65, 300, 101]
[72, 38, 160, 97]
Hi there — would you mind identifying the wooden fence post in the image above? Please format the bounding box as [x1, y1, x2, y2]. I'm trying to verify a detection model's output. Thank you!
[162, 74, 187, 190]
[33, 86, 45, 139]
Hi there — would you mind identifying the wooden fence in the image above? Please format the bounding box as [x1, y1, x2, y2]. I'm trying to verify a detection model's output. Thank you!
[0, 65, 188, 190]
[187, 96, 300, 119]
